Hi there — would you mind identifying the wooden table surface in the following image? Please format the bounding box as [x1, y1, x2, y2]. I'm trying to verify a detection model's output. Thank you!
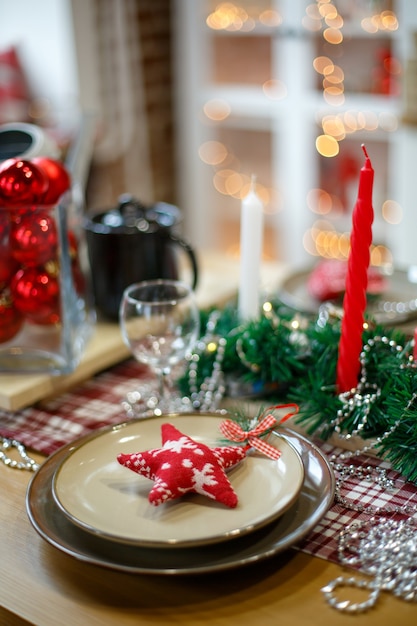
[1, 452, 416, 626]
[1, 253, 416, 625]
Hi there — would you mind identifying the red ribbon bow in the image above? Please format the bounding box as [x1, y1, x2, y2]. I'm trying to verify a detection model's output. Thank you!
[219, 403, 299, 460]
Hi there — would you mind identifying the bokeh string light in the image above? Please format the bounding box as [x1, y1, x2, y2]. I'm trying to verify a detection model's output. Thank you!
[201, 1, 401, 263]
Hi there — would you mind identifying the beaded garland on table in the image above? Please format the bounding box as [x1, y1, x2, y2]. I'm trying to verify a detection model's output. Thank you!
[322, 517, 417, 613]
[187, 310, 226, 411]
[177, 299, 417, 613]
[179, 300, 417, 484]
[0, 436, 39, 471]
[322, 396, 417, 613]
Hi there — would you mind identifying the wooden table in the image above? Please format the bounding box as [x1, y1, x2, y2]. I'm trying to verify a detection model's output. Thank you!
[1, 253, 416, 625]
[1, 452, 416, 626]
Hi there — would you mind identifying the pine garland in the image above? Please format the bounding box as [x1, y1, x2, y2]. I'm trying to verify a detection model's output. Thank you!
[179, 300, 417, 483]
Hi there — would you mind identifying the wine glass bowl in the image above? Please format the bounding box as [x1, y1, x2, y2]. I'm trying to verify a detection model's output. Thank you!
[119, 279, 200, 414]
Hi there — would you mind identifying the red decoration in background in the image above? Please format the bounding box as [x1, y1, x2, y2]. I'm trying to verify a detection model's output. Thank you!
[372, 47, 401, 96]
[336, 145, 374, 393]
[0, 248, 18, 286]
[10, 210, 58, 265]
[0, 211, 18, 287]
[307, 258, 388, 303]
[0, 288, 24, 342]
[11, 265, 60, 325]
[0, 46, 31, 124]
[0, 156, 71, 208]
[0, 210, 9, 240]
[0, 157, 75, 339]
[32, 157, 71, 204]
[0, 158, 48, 206]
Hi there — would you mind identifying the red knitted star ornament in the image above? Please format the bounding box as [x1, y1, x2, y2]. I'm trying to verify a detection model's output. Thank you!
[117, 423, 246, 508]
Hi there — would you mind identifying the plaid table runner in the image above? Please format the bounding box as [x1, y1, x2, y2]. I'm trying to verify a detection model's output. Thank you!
[0, 359, 143, 454]
[1, 358, 416, 568]
[296, 443, 417, 564]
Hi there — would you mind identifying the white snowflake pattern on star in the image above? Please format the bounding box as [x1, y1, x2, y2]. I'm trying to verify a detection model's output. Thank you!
[154, 436, 197, 455]
[152, 477, 175, 503]
[192, 463, 219, 492]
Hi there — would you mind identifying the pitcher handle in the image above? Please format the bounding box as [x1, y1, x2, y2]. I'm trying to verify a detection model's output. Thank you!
[169, 232, 199, 290]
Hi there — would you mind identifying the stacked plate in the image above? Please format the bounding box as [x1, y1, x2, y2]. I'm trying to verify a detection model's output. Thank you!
[279, 267, 417, 325]
[26, 413, 335, 575]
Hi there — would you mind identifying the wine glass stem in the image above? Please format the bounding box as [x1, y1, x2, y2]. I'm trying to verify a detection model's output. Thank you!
[156, 369, 170, 401]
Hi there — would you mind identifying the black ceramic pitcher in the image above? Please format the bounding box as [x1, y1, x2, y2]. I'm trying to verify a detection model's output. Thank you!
[84, 195, 198, 320]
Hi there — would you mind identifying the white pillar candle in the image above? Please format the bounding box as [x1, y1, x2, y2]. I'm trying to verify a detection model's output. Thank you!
[238, 177, 264, 321]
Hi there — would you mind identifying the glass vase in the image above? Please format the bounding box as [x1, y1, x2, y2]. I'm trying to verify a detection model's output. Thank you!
[0, 192, 95, 373]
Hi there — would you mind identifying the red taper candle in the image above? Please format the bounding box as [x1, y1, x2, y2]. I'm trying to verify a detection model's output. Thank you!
[336, 145, 374, 392]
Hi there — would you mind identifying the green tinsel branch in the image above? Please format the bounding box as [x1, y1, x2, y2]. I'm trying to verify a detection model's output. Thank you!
[178, 300, 417, 483]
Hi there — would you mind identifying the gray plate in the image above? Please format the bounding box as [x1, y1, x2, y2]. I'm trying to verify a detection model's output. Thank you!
[279, 267, 417, 325]
[26, 425, 335, 575]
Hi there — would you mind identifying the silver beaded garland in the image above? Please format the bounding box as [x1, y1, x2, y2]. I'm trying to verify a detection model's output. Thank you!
[319, 333, 414, 445]
[0, 436, 39, 471]
[322, 517, 417, 612]
[187, 310, 226, 411]
[321, 334, 417, 612]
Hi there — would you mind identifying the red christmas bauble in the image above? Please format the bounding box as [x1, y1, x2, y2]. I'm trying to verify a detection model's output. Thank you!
[0, 288, 24, 343]
[0, 248, 19, 286]
[32, 157, 71, 205]
[0, 210, 10, 242]
[10, 210, 58, 266]
[0, 211, 16, 285]
[0, 158, 49, 206]
[11, 265, 60, 324]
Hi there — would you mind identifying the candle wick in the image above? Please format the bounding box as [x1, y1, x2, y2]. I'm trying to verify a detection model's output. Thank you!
[361, 143, 369, 159]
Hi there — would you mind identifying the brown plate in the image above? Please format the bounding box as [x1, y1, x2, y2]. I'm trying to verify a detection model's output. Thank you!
[26, 426, 334, 575]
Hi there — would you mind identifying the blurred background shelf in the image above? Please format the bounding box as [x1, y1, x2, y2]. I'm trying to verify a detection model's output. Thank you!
[174, 0, 417, 271]
[2, 0, 417, 407]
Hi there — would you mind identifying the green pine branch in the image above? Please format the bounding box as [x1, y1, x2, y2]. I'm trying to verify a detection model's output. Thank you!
[178, 300, 417, 483]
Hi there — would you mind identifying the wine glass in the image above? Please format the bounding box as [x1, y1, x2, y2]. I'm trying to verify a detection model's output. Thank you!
[119, 279, 200, 415]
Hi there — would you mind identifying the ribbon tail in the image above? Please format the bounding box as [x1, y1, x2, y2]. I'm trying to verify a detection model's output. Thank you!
[249, 436, 282, 461]
[270, 403, 299, 424]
